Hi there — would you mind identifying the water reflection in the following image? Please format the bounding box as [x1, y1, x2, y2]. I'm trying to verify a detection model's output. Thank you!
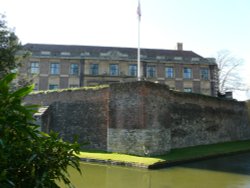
[59, 153, 250, 188]
[183, 152, 250, 175]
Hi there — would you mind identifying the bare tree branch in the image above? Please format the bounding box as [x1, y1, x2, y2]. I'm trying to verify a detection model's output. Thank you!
[216, 50, 247, 94]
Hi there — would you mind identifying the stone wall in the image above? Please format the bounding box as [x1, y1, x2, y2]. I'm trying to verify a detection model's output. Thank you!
[42, 101, 108, 150]
[108, 128, 170, 156]
[25, 88, 109, 150]
[168, 92, 250, 148]
[108, 81, 250, 154]
[24, 87, 109, 106]
[108, 82, 171, 155]
[247, 100, 250, 120]
[25, 82, 250, 156]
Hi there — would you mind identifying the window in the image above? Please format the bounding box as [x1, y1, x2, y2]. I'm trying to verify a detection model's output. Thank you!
[90, 64, 99, 75]
[11, 68, 18, 73]
[183, 67, 192, 79]
[191, 57, 200, 61]
[165, 67, 174, 78]
[61, 52, 70, 56]
[184, 88, 192, 93]
[109, 64, 119, 76]
[129, 64, 137, 76]
[156, 56, 165, 60]
[30, 62, 39, 74]
[174, 57, 183, 61]
[50, 63, 60, 74]
[41, 51, 51, 55]
[200, 68, 209, 80]
[49, 84, 59, 90]
[33, 83, 39, 91]
[146, 65, 156, 78]
[69, 84, 79, 88]
[70, 64, 79, 75]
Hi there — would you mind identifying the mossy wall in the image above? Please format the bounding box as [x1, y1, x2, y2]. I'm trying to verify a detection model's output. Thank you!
[246, 100, 250, 124]
[25, 82, 250, 156]
[108, 82, 250, 154]
[26, 87, 110, 150]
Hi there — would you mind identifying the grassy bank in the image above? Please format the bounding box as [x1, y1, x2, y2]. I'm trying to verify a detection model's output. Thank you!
[78, 140, 250, 168]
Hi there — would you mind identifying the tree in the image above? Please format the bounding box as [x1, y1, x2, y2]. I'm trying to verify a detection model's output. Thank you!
[0, 14, 34, 91]
[216, 50, 246, 94]
[247, 91, 250, 99]
[0, 73, 81, 188]
[0, 14, 24, 79]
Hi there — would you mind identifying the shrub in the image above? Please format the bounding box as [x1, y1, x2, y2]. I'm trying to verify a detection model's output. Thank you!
[0, 73, 81, 188]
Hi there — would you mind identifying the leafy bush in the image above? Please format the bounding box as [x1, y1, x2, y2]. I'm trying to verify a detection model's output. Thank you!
[0, 73, 81, 188]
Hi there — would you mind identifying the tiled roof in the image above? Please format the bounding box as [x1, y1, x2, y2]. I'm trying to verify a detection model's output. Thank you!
[23, 43, 212, 63]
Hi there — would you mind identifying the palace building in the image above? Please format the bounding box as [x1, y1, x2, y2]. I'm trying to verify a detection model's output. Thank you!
[19, 43, 218, 96]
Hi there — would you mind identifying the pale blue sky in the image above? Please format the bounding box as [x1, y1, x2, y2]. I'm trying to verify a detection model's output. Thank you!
[0, 0, 249, 99]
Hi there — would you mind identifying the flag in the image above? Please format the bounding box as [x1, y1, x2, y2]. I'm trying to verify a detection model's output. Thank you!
[137, 0, 141, 21]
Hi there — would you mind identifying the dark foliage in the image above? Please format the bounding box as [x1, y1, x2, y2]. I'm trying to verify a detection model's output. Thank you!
[0, 73, 81, 188]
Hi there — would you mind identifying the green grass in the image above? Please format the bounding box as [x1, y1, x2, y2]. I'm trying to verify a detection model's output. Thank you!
[78, 151, 164, 165]
[157, 140, 250, 162]
[78, 140, 250, 167]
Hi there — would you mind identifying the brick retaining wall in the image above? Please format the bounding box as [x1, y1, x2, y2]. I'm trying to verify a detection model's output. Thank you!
[25, 82, 250, 156]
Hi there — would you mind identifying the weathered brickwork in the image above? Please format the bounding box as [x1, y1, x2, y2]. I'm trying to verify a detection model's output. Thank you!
[26, 88, 110, 150]
[43, 101, 108, 150]
[24, 87, 109, 106]
[108, 128, 171, 156]
[25, 82, 250, 156]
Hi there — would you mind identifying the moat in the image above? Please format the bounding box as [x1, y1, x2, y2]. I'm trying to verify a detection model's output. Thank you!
[59, 152, 250, 188]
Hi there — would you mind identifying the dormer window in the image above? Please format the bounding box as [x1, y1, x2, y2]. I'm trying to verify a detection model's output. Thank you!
[61, 52, 71, 56]
[80, 52, 90, 56]
[156, 56, 165, 60]
[191, 57, 200, 61]
[41, 51, 51, 55]
[174, 57, 183, 61]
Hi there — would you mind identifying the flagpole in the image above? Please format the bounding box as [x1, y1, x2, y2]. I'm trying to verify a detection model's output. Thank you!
[137, 0, 141, 81]
[137, 17, 141, 81]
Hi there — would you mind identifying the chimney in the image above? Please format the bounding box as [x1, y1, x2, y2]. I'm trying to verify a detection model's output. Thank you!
[177, 43, 183, 51]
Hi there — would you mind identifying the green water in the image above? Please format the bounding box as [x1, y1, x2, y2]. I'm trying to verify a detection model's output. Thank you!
[59, 153, 250, 188]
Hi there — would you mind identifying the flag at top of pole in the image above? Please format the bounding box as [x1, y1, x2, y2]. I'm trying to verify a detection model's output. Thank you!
[137, 0, 141, 21]
[137, 0, 141, 81]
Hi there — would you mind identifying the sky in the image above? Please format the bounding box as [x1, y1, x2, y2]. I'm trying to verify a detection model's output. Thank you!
[0, 0, 249, 100]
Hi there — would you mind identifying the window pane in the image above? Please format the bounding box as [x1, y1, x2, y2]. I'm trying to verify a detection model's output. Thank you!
[129, 64, 137, 76]
[110, 64, 119, 76]
[184, 88, 192, 93]
[90, 64, 99, 75]
[69, 84, 79, 88]
[49, 84, 59, 90]
[50, 63, 60, 74]
[183, 68, 192, 79]
[33, 83, 39, 91]
[165, 67, 174, 78]
[70, 64, 79, 75]
[200, 68, 209, 80]
[147, 66, 156, 78]
[30, 62, 39, 74]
